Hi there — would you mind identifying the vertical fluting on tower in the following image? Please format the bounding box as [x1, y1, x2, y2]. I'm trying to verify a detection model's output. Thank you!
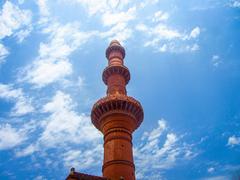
[91, 40, 144, 180]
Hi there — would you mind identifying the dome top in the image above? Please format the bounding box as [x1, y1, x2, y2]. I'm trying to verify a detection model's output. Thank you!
[106, 40, 125, 59]
[109, 40, 121, 46]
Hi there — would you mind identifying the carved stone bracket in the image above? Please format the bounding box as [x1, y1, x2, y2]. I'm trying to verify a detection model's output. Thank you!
[91, 94, 144, 131]
[102, 65, 130, 85]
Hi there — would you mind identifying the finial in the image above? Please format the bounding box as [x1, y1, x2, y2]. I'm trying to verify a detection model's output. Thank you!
[70, 167, 75, 175]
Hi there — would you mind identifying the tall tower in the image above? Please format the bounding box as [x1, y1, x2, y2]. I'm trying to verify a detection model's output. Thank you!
[91, 40, 144, 180]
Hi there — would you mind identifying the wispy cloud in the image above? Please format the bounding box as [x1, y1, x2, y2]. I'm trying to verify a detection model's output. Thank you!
[1, 0, 238, 179]
[0, 1, 32, 39]
[137, 23, 201, 53]
[230, 0, 240, 8]
[15, 0, 98, 88]
[37, 0, 50, 24]
[19, 22, 96, 88]
[63, 144, 103, 170]
[99, 6, 136, 43]
[16, 91, 101, 157]
[189, 27, 201, 39]
[0, 43, 9, 64]
[66, 0, 131, 16]
[101, 7, 136, 27]
[58, 0, 202, 50]
[0, 1, 32, 63]
[40, 91, 101, 146]
[134, 119, 197, 179]
[211, 55, 222, 67]
[208, 167, 215, 173]
[0, 84, 34, 116]
[200, 175, 230, 180]
[227, 135, 240, 146]
[0, 119, 37, 151]
[152, 11, 169, 22]
[0, 124, 27, 150]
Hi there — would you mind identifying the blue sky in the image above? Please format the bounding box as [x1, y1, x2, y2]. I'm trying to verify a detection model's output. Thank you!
[0, 0, 240, 179]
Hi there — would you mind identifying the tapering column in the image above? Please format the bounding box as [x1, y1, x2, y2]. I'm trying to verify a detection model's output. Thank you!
[91, 40, 143, 180]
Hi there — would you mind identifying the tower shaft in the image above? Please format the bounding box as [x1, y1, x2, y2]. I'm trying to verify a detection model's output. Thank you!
[91, 40, 143, 180]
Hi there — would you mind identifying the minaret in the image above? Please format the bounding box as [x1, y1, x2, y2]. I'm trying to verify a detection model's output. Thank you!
[91, 40, 144, 180]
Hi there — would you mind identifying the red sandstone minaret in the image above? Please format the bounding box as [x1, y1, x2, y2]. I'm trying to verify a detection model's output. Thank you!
[91, 40, 144, 180]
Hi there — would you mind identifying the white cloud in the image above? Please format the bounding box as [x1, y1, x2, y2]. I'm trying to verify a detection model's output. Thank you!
[201, 164, 240, 180]
[13, 92, 101, 159]
[136, 23, 148, 31]
[76, 76, 84, 88]
[0, 1, 32, 39]
[157, 43, 199, 53]
[18, 0, 25, 4]
[159, 44, 167, 52]
[63, 144, 103, 170]
[68, 0, 130, 16]
[99, 6, 136, 43]
[227, 135, 240, 146]
[0, 120, 38, 153]
[100, 22, 132, 43]
[230, 0, 240, 8]
[208, 167, 215, 173]
[101, 7, 136, 26]
[150, 24, 181, 40]
[189, 27, 201, 39]
[0, 124, 26, 150]
[147, 119, 166, 141]
[201, 176, 229, 180]
[15, 144, 38, 157]
[139, 0, 159, 8]
[0, 84, 34, 116]
[223, 164, 240, 171]
[15, 91, 101, 157]
[137, 23, 200, 53]
[14, 26, 33, 43]
[152, 11, 169, 22]
[39, 22, 94, 60]
[39, 91, 101, 147]
[16, 1, 95, 88]
[212, 55, 220, 60]
[137, 23, 181, 41]
[37, 0, 50, 24]
[34, 176, 47, 180]
[134, 119, 196, 179]
[0, 43, 9, 63]
[59, 76, 85, 89]
[22, 59, 73, 88]
[0, 1, 32, 63]
[211, 55, 222, 67]
[42, 90, 74, 113]
[38, 0, 200, 53]
[60, 0, 135, 43]
[37, 0, 50, 16]
[19, 22, 96, 88]
[190, 43, 200, 51]
[73, 0, 111, 15]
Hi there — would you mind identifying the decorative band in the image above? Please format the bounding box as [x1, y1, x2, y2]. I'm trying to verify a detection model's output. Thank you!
[104, 127, 132, 138]
[102, 160, 135, 171]
[104, 135, 132, 145]
[102, 65, 130, 85]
